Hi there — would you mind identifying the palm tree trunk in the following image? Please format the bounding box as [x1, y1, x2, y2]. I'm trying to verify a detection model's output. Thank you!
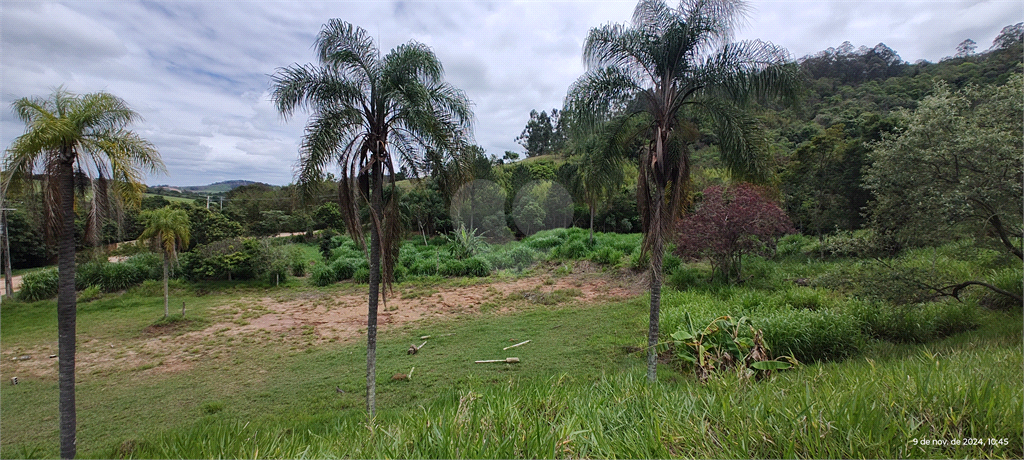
[589, 203, 595, 245]
[366, 161, 383, 417]
[646, 181, 665, 383]
[163, 252, 170, 318]
[57, 157, 77, 459]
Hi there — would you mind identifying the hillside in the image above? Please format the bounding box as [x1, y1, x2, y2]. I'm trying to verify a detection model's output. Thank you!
[150, 180, 263, 195]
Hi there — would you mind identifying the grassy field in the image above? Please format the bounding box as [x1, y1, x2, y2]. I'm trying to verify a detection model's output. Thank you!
[1, 233, 1021, 459]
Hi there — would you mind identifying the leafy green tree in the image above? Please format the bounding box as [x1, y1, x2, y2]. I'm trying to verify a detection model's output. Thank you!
[138, 207, 190, 318]
[272, 20, 472, 415]
[402, 183, 450, 241]
[4, 88, 162, 459]
[3, 208, 51, 268]
[865, 74, 1023, 259]
[313, 202, 344, 231]
[565, 0, 798, 381]
[516, 109, 564, 157]
[141, 195, 171, 210]
[169, 203, 242, 249]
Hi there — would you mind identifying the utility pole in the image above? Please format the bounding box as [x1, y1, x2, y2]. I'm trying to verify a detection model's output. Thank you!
[1, 207, 12, 299]
[0, 176, 13, 302]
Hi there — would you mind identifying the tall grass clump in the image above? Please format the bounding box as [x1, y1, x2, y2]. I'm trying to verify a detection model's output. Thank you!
[980, 267, 1023, 310]
[550, 239, 590, 260]
[309, 264, 336, 287]
[757, 308, 863, 362]
[590, 247, 624, 265]
[17, 268, 59, 301]
[846, 299, 979, 343]
[330, 258, 357, 281]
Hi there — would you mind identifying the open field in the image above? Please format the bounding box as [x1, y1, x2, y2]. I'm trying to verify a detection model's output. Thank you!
[1, 238, 1021, 458]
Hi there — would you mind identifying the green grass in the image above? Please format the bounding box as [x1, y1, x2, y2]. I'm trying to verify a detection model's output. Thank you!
[1, 234, 1020, 459]
[43, 310, 1024, 459]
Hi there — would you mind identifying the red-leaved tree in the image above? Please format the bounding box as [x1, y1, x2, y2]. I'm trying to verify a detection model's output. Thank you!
[676, 184, 794, 281]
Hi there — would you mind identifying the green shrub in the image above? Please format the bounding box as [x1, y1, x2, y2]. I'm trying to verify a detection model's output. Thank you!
[594, 232, 641, 255]
[76, 261, 106, 290]
[463, 257, 492, 277]
[775, 233, 819, 258]
[331, 259, 356, 281]
[266, 261, 288, 285]
[398, 243, 420, 268]
[392, 264, 409, 282]
[329, 245, 363, 263]
[18, 268, 59, 301]
[309, 264, 336, 287]
[439, 259, 467, 277]
[126, 252, 163, 279]
[663, 253, 682, 274]
[630, 250, 650, 269]
[410, 258, 440, 276]
[846, 300, 978, 343]
[980, 267, 1023, 310]
[100, 261, 149, 292]
[758, 308, 862, 363]
[76, 285, 102, 302]
[525, 235, 562, 250]
[551, 239, 590, 260]
[506, 245, 536, 270]
[352, 267, 370, 283]
[820, 229, 886, 258]
[290, 260, 307, 277]
[667, 266, 709, 291]
[590, 247, 624, 265]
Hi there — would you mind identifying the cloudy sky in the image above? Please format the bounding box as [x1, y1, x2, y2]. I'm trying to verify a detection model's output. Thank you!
[2, 1, 1020, 186]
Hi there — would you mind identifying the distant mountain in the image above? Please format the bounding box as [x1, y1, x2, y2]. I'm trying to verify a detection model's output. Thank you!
[151, 180, 263, 194]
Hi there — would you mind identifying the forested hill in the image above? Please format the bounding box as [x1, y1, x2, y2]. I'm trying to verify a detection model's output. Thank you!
[759, 25, 1023, 237]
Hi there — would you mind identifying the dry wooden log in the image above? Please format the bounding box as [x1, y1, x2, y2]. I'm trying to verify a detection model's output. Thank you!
[475, 357, 520, 364]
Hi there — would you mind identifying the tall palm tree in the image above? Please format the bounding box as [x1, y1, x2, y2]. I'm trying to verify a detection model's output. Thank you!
[138, 207, 190, 318]
[565, 0, 798, 382]
[272, 19, 473, 416]
[3, 88, 163, 459]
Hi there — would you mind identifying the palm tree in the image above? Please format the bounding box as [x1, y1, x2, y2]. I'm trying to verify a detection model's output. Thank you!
[138, 207, 190, 318]
[272, 19, 472, 416]
[565, 0, 798, 382]
[560, 124, 627, 244]
[3, 88, 163, 459]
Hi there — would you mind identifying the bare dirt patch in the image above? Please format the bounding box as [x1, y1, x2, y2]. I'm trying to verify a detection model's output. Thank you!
[2, 265, 643, 380]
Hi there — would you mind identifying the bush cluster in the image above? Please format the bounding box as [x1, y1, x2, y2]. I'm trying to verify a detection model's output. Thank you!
[17, 268, 59, 302]
[179, 238, 289, 284]
[660, 283, 981, 365]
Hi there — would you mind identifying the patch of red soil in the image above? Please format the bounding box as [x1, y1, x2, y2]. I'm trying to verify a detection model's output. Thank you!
[1, 265, 643, 380]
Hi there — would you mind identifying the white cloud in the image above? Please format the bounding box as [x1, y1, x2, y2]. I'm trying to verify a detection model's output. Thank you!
[2, 0, 1020, 186]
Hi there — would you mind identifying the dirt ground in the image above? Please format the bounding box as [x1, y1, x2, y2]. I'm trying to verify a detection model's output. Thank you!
[2, 265, 644, 380]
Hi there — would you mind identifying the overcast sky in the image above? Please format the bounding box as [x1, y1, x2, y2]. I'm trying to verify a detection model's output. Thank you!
[2, 1, 1021, 186]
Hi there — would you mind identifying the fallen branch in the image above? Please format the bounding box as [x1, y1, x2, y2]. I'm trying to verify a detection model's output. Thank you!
[419, 333, 454, 340]
[947, 281, 1023, 304]
[503, 340, 531, 351]
[475, 357, 520, 364]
